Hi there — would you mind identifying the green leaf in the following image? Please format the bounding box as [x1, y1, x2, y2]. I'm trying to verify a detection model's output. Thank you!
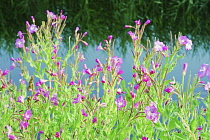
[168, 118, 176, 130]
[206, 109, 210, 126]
[200, 132, 210, 138]
[198, 116, 206, 124]
[174, 133, 186, 139]
[174, 118, 185, 130]
[190, 118, 197, 131]
[154, 123, 166, 131]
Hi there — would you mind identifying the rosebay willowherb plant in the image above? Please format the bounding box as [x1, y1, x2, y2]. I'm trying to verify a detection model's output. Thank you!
[0, 10, 209, 140]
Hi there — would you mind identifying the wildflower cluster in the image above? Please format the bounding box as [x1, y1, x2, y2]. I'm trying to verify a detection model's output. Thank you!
[0, 10, 208, 140]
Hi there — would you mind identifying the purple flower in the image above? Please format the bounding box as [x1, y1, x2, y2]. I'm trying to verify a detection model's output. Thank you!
[182, 63, 188, 75]
[154, 41, 168, 52]
[142, 75, 150, 82]
[110, 56, 123, 72]
[75, 27, 80, 32]
[134, 84, 140, 90]
[142, 137, 148, 140]
[144, 102, 160, 123]
[116, 88, 125, 95]
[6, 125, 12, 135]
[124, 25, 132, 28]
[8, 135, 18, 139]
[15, 38, 25, 48]
[83, 42, 88, 46]
[130, 91, 136, 99]
[17, 96, 24, 103]
[38, 130, 44, 134]
[28, 24, 38, 33]
[69, 81, 75, 85]
[134, 101, 140, 109]
[61, 15, 66, 20]
[83, 31, 88, 36]
[55, 132, 60, 138]
[17, 31, 24, 38]
[128, 31, 138, 41]
[144, 19, 151, 25]
[2, 68, 9, 76]
[135, 19, 141, 25]
[47, 10, 57, 19]
[19, 121, 29, 129]
[84, 69, 92, 75]
[81, 109, 88, 117]
[50, 93, 59, 105]
[72, 94, 85, 103]
[178, 36, 189, 45]
[35, 79, 47, 86]
[101, 76, 106, 83]
[150, 69, 155, 75]
[204, 82, 210, 91]
[196, 127, 202, 131]
[108, 35, 113, 40]
[96, 42, 103, 51]
[178, 36, 192, 50]
[164, 87, 174, 93]
[23, 110, 32, 121]
[198, 64, 209, 78]
[92, 117, 97, 123]
[115, 96, 126, 110]
[117, 70, 124, 75]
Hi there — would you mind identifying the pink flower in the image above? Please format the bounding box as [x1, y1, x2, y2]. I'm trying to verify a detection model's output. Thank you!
[142, 75, 150, 82]
[15, 38, 25, 48]
[92, 117, 97, 123]
[115, 96, 126, 110]
[134, 84, 140, 90]
[135, 19, 141, 25]
[75, 27, 79, 32]
[164, 87, 174, 93]
[128, 31, 138, 40]
[204, 82, 210, 92]
[178, 36, 192, 50]
[46, 10, 57, 19]
[96, 42, 103, 51]
[55, 132, 60, 137]
[142, 137, 148, 140]
[35, 79, 47, 86]
[124, 25, 132, 28]
[130, 91, 136, 99]
[116, 88, 125, 95]
[134, 101, 140, 109]
[145, 102, 160, 123]
[72, 94, 85, 103]
[23, 110, 32, 121]
[182, 63, 188, 75]
[17, 31, 24, 39]
[101, 76, 106, 83]
[108, 35, 113, 40]
[8, 135, 18, 139]
[81, 109, 88, 117]
[19, 121, 29, 129]
[17, 96, 24, 103]
[61, 15, 66, 20]
[198, 64, 210, 79]
[154, 41, 168, 52]
[2, 68, 9, 76]
[27, 24, 38, 33]
[144, 19, 151, 25]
